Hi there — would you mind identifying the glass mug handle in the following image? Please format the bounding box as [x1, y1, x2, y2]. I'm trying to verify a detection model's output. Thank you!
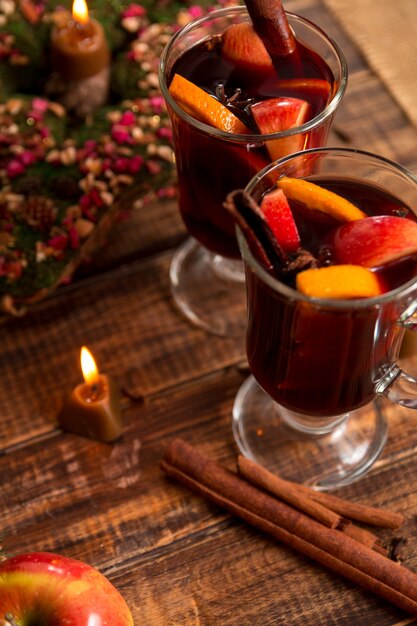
[377, 300, 417, 407]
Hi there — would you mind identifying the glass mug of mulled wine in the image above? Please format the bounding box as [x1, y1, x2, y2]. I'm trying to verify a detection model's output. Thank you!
[159, 6, 347, 336]
[230, 147, 417, 490]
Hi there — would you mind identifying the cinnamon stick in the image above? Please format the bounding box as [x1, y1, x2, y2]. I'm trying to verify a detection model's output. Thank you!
[161, 439, 417, 615]
[244, 0, 303, 76]
[237, 455, 386, 551]
[237, 455, 404, 529]
[296, 483, 404, 530]
[342, 524, 381, 551]
[237, 455, 344, 529]
[224, 190, 287, 274]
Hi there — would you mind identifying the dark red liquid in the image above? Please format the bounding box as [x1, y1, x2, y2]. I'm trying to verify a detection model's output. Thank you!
[246, 179, 417, 417]
[168, 35, 335, 258]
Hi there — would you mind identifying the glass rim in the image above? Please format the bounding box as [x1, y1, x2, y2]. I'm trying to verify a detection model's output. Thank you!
[158, 6, 348, 143]
[238, 146, 417, 309]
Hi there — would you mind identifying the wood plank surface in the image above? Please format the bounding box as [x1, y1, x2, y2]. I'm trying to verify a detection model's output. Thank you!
[2, 1, 417, 624]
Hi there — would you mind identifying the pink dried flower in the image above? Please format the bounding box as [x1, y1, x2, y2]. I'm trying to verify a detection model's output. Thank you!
[119, 111, 136, 126]
[84, 139, 97, 152]
[157, 127, 172, 140]
[18, 151, 37, 167]
[111, 126, 134, 145]
[101, 158, 112, 172]
[150, 96, 165, 113]
[129, 155, 144, 173]
[89, 188, 104, 208]
[68, 226, 80, 250]
[32, 98, 49, 113]
[146, 160, 162, 175]
[188, 5, 204, 18]
[79, 192, 100, 220]
[48, 235, 68, 251]
[7, 160, 25, 178]
[157, 186, 177, 199]
[121, 3, 146, 19]
[28, 111, 43, 123]
[113, 157, 130, 173]
[80, 194, 92, 210]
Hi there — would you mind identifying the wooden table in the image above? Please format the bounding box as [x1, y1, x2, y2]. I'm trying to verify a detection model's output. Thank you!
[2, 1, 417, 623]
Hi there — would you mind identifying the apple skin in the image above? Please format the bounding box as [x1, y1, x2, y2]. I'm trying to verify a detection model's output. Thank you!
[332, 215, 417, 267]
[0, 552, 133, 626]
[251, 97, 311, 161]
[260, 188, 300, 254]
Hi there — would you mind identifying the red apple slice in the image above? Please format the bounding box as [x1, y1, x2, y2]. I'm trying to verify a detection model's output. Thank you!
[251, 97, 311, 161]
[222, 23, 275, 77]
[260, 187, 300, 253]
[332, 215, 417, 268]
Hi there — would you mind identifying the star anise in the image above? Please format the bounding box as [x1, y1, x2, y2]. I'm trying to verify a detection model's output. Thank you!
[283, 249, 320, 274]
[215, 83, 255, 121]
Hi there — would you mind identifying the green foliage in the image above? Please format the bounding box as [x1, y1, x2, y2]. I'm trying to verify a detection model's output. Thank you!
[0, 0, 191, 303]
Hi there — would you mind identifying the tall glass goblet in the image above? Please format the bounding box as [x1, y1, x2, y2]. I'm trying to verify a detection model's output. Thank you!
[159, 6, 348, 336]
[233, 147, 417, 489]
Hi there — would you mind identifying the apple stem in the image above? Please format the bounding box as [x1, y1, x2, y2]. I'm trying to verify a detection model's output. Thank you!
[4, 614, 19, 626]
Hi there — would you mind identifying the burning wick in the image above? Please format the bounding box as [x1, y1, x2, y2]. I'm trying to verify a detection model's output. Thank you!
[81, 346, 102, 401]
[72, 0, 89, 24]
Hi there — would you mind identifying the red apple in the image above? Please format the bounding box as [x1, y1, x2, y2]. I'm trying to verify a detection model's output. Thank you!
[0, 552, 133, 626]
[251, 97, 311, 161]
[221, 23, 274, 78]
[260, 188, 300, 253]
[332, 215, 417, 267]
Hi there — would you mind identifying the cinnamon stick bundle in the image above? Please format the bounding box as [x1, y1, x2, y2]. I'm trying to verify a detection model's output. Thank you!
[161, 439, 417, 615]
[237, 455, 394, 553]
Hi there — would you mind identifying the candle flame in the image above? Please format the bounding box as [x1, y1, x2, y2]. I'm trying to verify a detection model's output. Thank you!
[72, 0, 89, 24]
[80, 346, 100, 386]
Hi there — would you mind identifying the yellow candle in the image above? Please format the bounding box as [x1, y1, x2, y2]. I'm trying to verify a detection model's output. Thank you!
[51, 0, 110, 81]
[58, 347, 123, 442]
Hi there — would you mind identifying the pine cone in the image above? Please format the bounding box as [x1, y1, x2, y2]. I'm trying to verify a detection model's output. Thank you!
[51, 176, 80, 199]
[18, 196, 57, 232]
[14, 175, 42, 196]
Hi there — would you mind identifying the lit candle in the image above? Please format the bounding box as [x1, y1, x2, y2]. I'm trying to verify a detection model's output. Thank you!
[51, 0, 110, 81]
[58, 347, 123, 442]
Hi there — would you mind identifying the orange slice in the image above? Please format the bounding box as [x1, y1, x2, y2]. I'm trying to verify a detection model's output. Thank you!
[296, 264, 382, 299]
[169, 73, 250, 134]
[277, 177, 366, 221]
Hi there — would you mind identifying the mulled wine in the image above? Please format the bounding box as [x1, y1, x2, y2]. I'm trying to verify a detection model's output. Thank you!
[161, 8, 347, 258]
[244, 177, 417, 417]
[231, 148, 417, 486]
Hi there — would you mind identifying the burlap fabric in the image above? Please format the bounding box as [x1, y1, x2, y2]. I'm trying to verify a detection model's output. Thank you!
[323, 0, 417, 128]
